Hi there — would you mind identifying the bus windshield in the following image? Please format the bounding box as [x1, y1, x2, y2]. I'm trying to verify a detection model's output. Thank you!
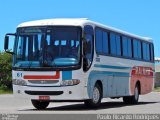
[14, 26, 81, 69]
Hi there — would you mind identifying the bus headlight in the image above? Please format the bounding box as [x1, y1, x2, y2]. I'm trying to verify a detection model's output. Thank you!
[12, 79, 27, 86]
[61, 79, 80, 86]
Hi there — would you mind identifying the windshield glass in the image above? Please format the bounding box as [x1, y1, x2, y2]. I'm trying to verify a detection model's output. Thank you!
[14, 27, 81, 69]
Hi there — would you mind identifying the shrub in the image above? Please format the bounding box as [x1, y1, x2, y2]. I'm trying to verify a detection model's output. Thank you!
[0, 51, 12, 89]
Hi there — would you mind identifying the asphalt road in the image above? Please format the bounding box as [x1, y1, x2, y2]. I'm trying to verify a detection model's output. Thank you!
[0, 92, 160, 114]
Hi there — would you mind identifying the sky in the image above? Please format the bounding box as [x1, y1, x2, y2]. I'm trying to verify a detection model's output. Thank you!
[0, 0, 160, 57]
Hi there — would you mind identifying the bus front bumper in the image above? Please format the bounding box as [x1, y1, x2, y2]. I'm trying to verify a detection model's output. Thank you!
[13, 85, 88, 101]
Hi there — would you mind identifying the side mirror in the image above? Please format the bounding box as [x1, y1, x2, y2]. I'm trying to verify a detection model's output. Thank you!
[4, 33, 16, 54]
[4, 36, 9, 50]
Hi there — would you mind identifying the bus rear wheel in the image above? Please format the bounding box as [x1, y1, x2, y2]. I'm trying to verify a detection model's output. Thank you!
[31, 100, 49, 110]
[123, 84, 140, 104]
[84, 84, 102, 108]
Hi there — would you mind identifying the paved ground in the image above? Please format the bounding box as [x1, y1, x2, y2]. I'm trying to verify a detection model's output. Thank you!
[0, 92, 160, 114]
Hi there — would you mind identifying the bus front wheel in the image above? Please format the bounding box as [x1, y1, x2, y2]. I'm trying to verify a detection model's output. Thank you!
[31, 100, 49, 110]
[84, 84, 102, 108]
[123, 84, 140, 104]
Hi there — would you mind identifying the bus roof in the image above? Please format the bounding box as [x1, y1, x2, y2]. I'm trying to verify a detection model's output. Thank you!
[17, 18, 153, 42]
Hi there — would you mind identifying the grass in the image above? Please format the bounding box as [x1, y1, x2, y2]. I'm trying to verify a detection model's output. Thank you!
[0, 89, 13, 94]
[0, 86, 13, 94]
[154, 87, 160, 92]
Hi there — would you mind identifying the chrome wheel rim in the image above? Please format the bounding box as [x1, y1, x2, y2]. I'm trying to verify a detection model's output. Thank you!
[134, 86, 139, 101]
[93, 87, 100, 104]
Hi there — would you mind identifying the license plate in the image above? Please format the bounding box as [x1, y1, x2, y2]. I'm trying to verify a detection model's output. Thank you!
[39, 96, 50, 100]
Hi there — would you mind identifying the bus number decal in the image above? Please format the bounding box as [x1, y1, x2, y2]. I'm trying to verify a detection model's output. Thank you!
[17, 73, 23, 78]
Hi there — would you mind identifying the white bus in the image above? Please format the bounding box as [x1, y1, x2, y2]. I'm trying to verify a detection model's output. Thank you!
[4, 18, 154, 109]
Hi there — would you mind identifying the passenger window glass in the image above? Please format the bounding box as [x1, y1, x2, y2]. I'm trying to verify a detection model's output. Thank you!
[137, 41, 142, 59]
[143, 42, 147, 60]
[133, 40, 142, 59]
[133, 40, 138, 58]
[150, 44, 154, 61]
[116, 35, 121, 56]
[103, 31, 108, 54]
[122, 36, 128, 57]
[122, 36, 132, 57]
[96, 29, 103, 53]
[110, 32, 116, 55]
[128, 38, 132, 57]
[146, 43, 150, 60]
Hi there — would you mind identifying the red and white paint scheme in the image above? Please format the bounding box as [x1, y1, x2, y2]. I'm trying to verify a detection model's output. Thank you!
[4, 18, 155, 109]
[130, 66, 154, 95]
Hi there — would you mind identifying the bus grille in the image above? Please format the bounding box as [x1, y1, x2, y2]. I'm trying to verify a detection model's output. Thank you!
[25, 91, 63, 95]
[28, 80, 59, 84]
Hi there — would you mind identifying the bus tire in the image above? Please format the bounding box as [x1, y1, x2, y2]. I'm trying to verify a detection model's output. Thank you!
[31, 100, 49, 110]
[123, 84, 140, 104]
[84, 84, 102, 108]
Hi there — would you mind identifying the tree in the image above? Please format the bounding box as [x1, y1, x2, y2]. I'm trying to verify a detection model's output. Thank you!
[0, 51, 12, 89]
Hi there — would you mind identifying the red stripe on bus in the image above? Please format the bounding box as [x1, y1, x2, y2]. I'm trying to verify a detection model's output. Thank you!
[23, 71, 60, 80]
[130, 66, 154, 95]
